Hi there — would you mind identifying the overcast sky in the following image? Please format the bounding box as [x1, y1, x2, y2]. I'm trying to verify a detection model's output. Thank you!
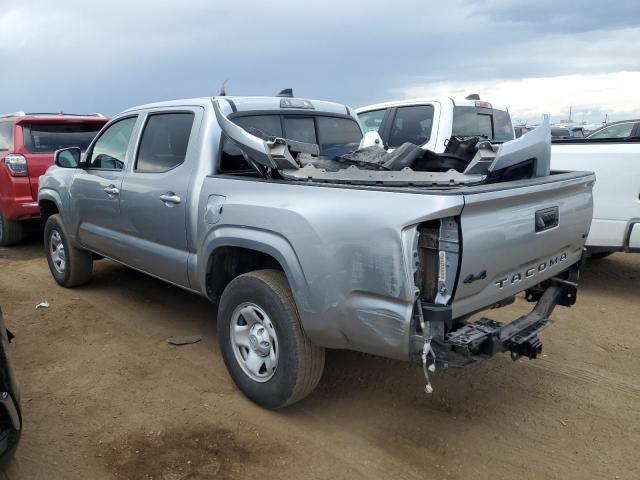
[1, 0, 639, 124]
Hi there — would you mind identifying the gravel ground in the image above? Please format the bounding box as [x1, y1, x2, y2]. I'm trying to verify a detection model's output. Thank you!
[0, 232, 638, 479]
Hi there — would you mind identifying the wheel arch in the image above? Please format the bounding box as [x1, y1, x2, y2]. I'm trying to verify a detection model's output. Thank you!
[198, 226, 312, 315]
[37, 190, 63, 225]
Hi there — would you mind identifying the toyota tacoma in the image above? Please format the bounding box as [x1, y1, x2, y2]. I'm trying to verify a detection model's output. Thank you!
[38, 93, 594, 408]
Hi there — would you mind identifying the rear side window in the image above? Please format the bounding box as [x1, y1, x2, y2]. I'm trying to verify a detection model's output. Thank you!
[453, 107, 515, 141]
[136, 113, 194, 173]
[357, 109, 386, 133]
[388, 105, 434, 148]
[89, 117, 137, 170]
[23, 122, 104, 153]
[0, 122, 12, 150]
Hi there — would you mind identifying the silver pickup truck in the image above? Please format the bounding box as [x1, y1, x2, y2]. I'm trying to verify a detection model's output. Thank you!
[38, 94, 594, 408]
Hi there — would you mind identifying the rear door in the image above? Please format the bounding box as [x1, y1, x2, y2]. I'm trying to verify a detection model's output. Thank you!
[452, 173, 594, 318]
[118, 108, 202, 288]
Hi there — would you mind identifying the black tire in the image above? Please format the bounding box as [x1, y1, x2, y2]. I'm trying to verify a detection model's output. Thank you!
[218, 269, 325, 408]
[0, 211, 23, 246]
[44, 214, 93, 287]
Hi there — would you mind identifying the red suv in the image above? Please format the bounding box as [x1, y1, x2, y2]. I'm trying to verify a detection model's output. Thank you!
[0, 112, 108, 245]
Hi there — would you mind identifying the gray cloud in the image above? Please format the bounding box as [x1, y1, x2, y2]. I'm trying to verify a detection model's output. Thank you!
[0, 0, 638, 119]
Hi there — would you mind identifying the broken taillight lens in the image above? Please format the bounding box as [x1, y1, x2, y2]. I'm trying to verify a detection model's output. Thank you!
[5, 154, 27, 177]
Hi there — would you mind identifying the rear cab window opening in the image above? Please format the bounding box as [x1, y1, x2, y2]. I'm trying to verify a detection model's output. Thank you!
[22, 122, 105, 153]
[219, 113, 362, 173]
[452, 106, 514, 142]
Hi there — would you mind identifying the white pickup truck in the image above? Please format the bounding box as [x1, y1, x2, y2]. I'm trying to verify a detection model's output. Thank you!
[356, 95, 515, 152]
[552, 119, 640, 256]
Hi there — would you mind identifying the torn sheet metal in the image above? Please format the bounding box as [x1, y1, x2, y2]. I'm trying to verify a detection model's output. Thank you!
[214, 97, 552, 187]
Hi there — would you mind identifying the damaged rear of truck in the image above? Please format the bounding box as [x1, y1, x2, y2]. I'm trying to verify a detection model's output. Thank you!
[211, 97, 594, 396]
[40, 95, 594, 408]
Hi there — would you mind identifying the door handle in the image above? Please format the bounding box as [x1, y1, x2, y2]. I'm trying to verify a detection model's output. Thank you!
[159, 192, 181, 205]
[103, 185, 120, 196]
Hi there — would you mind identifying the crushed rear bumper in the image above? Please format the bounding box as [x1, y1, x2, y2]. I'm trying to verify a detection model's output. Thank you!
[413, 253, 583, 368]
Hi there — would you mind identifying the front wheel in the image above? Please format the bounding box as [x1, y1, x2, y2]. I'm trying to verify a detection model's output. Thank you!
[217, 270, 325, 408]
[44, 214, 93, 287]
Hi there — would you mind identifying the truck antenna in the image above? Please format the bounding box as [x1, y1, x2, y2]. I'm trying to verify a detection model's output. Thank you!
[218, 79, 229, 97]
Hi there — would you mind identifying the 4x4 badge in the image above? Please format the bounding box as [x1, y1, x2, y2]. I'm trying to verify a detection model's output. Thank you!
[463, 270, 487, 284]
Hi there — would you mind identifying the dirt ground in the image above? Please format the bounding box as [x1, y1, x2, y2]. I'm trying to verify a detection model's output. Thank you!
[0, 232, 638, 480]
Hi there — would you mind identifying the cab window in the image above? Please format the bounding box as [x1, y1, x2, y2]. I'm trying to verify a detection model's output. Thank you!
[388, 105, 434, 147]
[135, 113, 194, 173]
[87, 117, 137, 170]
[357, 109, 386, 133]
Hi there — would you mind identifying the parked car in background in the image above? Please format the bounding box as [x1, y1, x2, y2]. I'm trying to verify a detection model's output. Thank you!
[551, 126, 585, 139]
[39, 95, 593, 408]
[0, 307, 20, 468]
[0, 112, 108, 245]
[514, 125, 535, 138]
[356, 95, 515, 152]
[585, 119, 640, 140]
[552, 124, 640, 256]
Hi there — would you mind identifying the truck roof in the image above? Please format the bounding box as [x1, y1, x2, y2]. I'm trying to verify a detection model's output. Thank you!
[355, 97, 509, 113]
[122, 96, 353, 116]
[0, 112, 107, 124]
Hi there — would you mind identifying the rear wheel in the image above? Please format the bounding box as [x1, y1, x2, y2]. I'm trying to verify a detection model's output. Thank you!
[217, 269, 325, 408]
[0, 212, 23, 246]
[44, 214, 93, 287]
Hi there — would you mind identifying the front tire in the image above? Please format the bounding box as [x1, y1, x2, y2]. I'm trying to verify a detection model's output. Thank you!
[44, 214, 93, 287]
[0, 212, 23, 246]
[218, 270, 325, 408]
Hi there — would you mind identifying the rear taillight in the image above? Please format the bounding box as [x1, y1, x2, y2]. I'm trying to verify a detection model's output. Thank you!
[4, 154, 27, 177]
[416, 218, 460, 305]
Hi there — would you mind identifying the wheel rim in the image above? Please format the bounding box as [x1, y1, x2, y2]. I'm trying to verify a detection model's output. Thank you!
[49, 230, 66, 274]
[229, 302, 278, 383]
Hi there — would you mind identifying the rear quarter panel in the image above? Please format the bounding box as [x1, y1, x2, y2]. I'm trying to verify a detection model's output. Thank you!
[196, 177, 464, 359]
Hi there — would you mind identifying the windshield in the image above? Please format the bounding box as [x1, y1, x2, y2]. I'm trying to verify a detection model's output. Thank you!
[452, 107, 514, 141]
[23, 122, 104, 153]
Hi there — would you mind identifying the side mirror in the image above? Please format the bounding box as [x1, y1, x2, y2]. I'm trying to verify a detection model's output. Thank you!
[54, 147, 81, 168]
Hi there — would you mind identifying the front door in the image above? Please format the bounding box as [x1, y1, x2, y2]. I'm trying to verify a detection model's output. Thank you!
[70, 116, 138, 257]
[118, 109, 200, 288]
